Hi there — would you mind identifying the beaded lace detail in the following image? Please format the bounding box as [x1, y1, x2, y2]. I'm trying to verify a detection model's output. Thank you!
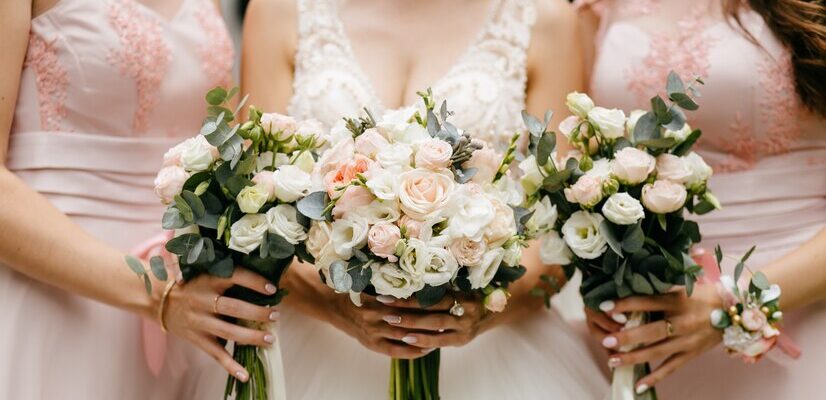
[107, 0, 172, 134]
[288, 0, 535, 151]
[195, 2, 234, 87]
[25, 33, 69, 131]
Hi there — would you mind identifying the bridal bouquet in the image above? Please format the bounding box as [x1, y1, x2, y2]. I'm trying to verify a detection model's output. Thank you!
[521, 72, 720, 399]
[296, 90, 529, 400]
[126, 87, 324, 400]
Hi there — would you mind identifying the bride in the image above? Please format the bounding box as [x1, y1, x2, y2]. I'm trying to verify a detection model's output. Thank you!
[242, 0, 608, 398]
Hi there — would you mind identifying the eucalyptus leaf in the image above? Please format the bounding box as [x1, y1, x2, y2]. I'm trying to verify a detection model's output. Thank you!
[181, 190, 205, 220]
[663, 107, 687, 132]
[455, 168, 477, 184]
[536, 132, 556, 166]
[543, 110, 554, 128]
[741, 245, 756, 264]
[638, 137, 676, 149]
[657, 214, 668, 231]
[752, 271, 770, 290]
[297, 191, 329, 220]
[542, 169, 572, 193]
[186, 237, 205, 264]
[226, 86, 239, 102]
[715, 245, 724, 271]
[162, 206, 188, 229]
[631, 273, 654, 295]
[734, 261, 745, 283]
[650, 96, 671, 125]
[521, 110, 544, 137]
[416, 284, 447, 308]
[600, 221, 623, 257]
[666, 71, 685, 95]
[267, 234, 296, 259]
[330, 261, 353, 292]
[671, 130, 702, 157]
[632, 111, 659, 143]
[648, 273, 672, 293]
[125, 255, 145, 277]
[205, 87, 227, 106]
[174, 195, 194, 223]
[426, 109, 441, 136]
[165, 233, 201, 256]
[143, 274, 152, 295]
[621, 221, 645, 253]
[208, 257, 234, 278]
[149, 256, 168, 281]
[348, 263, 372, 293]
[670, 92, 699, 111]
[582, 280, 617, 310]
[693, 199, 716, 215]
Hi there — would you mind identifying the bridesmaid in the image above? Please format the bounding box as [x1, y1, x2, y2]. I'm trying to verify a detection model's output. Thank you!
[579, 0, 826, 398]
[0, 1, 275, 398]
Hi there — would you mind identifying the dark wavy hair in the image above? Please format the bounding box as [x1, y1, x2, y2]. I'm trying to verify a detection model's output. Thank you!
[725, 0, 826, 116]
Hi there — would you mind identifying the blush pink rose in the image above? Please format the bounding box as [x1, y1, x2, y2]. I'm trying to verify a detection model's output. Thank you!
[398, 215, 424, 239]
[252, 170, 276, 200]
[332, 186, 375, 218]
[462, 143, 499, 183]
[260, 112, 297, 139]
[641, 180, 687, 214]
[741, 308, 768, 332]
[611, 147, 656, 184]
[656, 153, 692, 183]
[368, 223, 402, 262]
[154, 165, 188, 204]
[415, 138, 453, 170]
[449, 238, 486, 267]
[563, 175, 604, 208]
[398, 169, 454, 220]
[354, 128, 390, 158]
[484, 288, 509, 313]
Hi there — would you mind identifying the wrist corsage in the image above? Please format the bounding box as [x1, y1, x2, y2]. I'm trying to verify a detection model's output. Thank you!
[710, 268, 782, 363]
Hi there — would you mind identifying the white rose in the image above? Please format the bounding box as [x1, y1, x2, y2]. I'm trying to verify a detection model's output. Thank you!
[422, 246, 459, 286]
[656, 153, 692, 183]
[588, 107, 627, 139]
[502, 244, 522, 267]
[611, 147, 656, 185]
[444, 186, 495, 241]
[449, 238, 487, 267]
[525, 196, 558, 234]
[642, 180, 687, 214]
[539, 231, 573, 265]
[354, 128, 390, 158]
[365, 166, 400, 201]
[252, 170, 276, 201]
[397, 122, 431, 147]
[468, 248, 505, 289]
[293, 151, 316, 174]
[626, 110, 647, 137]
[561, 211, 608, 260]
[376, 143, 414, 170]
[272, 164, 312, 202]
[563, 175, 604, 208]
[154, 165, 188, 204]
[664, 122, 692, 143]
[485, 199, 517, 247]
[266, 204, 307, 244]
[354, 200, 401, 224]
[398, 238, 428, 278]
[236, 184, 270, 214]
[566, 91, 595, 118]
[415, 138, 453, 170]
[260, 113, 297, 140]
[519, 155, 544, 195]
[683, 151, 713, 188]
[295, 118, 326, 144]
[377, 107, 417, 138]
[558, 115, 584, 139]
[398, 168, 455, 220]
[489, 173, 525, 206]
[330, 216, 369, 258]
[306, 221, 332, 260]
[370, 262, 424, 299]
[602, 192, 645, 225]
[228, 214, 268, 254]
[256, 151, 290, 172]
[587, 158, 612, 181]
[179, 135, 218, 172]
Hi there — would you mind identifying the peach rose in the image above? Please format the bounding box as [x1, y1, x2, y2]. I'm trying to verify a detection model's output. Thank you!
[641, 180, 687, 214]
[398, 215, 424, 239]
[324, 154, 374, 197]
[398, 168, 455, 220]
[332, 186, 374, 219]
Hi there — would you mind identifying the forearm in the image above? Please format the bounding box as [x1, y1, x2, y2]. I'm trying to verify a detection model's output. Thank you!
[762, 227, 826, 311]
[0, 168, 160, 318]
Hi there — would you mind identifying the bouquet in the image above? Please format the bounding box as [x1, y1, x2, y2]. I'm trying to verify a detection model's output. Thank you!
[520, 72, 720, 399]
[296, 90, 530, 400]
[125, 87, 325, 400]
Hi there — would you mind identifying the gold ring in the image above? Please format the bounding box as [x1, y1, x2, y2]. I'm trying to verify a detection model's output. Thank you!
[213, 294, 222, 314]
[664, 319, 675, 338]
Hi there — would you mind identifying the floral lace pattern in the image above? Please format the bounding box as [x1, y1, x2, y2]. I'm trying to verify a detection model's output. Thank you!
[107, 0, 171, 134]
[195, 3, 233, 88]
[25, 33, 69, 131]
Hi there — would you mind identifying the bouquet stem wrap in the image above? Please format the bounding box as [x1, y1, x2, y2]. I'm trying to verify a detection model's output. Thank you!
[389, 350, 440, 400]
[227, 322, 287, 400]
[609, 312, 657, 400]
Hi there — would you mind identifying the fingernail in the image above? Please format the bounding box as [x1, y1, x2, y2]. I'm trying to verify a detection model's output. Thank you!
[608, 357, 621, 368]
[438, 329, 445, 333]
[383, 315, 402, 324]
[401, 335, 418, 344]
[376, 295, 396, 304]
[269, 311, 280, 321]
[264, 334, 275, 344]
[421, 348, 435, 354]
[235, 371, 248, 382]
[602, 336, 618, 348]
[611, 313, 628, 324]
[599, 300, 615, 312]
[265, 284, 277, 294]
[636, 384, 649, 394]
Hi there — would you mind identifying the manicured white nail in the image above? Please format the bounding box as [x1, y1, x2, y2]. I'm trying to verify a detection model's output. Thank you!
[265, 284, 277, 294]
[264, 334, 275, 344]
[612, 313, 628, 324]
[402, 335, 418, 344]
[599, 300, 615, 312]
[636, 384, 649, 394]
[235, 371, 248, 382]
[269, 311, 280, 321]
[376, 295, 396, 304]
[608, 357, 621, 367]
[602, 336, 618, 348]
[438, 329, 445, 333]
[383, 315, 402, 324]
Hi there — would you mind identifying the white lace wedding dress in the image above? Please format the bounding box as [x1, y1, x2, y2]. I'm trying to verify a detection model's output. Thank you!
[277, 0, 608, 398]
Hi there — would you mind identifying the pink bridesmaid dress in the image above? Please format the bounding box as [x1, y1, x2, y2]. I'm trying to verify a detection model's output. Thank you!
[0, 0, 233, 398]
[586, 0, 826, 398]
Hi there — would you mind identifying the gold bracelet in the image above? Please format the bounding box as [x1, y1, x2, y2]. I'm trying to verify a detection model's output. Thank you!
[158, 279, 178, 333]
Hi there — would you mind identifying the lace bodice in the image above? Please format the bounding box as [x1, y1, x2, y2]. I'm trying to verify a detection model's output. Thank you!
[287, 0, 536, 150]
[11, 0, 233, 138]
[586, 0, 825, 172]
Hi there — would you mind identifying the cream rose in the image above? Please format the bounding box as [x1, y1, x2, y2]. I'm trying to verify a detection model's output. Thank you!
[588, 107, 627, 139]
[539, 231, 573, 265]
[252, 170, 276, 201]
[444, 186, 495, 241]
[260, 112, 297, 140]
[642, 180, 688, 214]
[656, 153, 692, 183]
[315, 137, 355, 178]
[683, 151, 713, 188]
[484, 288, 509, 313]
[331, 186, 375, 219]
[558, 115, 584, 139]
[398, 238, 428, 279]
[376, 143, 414, 170]
[228, 214, 268, 254]
[178, 135, 219, 172]
[563, 175, 604, 208]
[295, 118, 326, 144]
[237, 184, 270, 214]
[422, 246, 459, 286]
[566, 91, 595, 118]
[450, 238, 487, 267]
[602, 192, 645, 225]
[306, 221, 333, 261]
[525, 196, 558, 234]
[462, 144, 499, 184]
[377, 107, 417, 138]
[741, 307, 768, 331]
[365, 165, 399, 201]
[398, 168, 455, 220]
[330, 216, 369, 259]
[485, 199, 517, 247]
[611, 147, 656, 185]
[154, 165, 188, 204]
[502, 244, 522, 267]
[272, 164, 312, 202]
[293, 151, 316, 174]
[664, 122, 692, 143]
[398, 215, 424, 239]
[561, 211, 608, 260]
[415, 138, 453, 170]
[468, 248, 505, 289]
[368, 223, 402, 262]
[370, 262, 424, 299]
[354, 128, 390, 158]
[266, 204, 307, 245]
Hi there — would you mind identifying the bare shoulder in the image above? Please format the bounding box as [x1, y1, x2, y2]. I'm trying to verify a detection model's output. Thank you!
[244, 0, 298, 56]
[531, 0, 579, 38]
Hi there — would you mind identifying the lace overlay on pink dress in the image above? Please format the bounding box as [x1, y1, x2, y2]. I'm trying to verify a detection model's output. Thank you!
[194, 4, 234, 87]
[107, 0, 172, 134]
[24, 33, 69, 131]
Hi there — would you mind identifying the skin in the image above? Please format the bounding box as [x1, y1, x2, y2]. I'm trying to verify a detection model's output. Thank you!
[579, 3, 826, 390]
[242, 0, 584, 358]
[0, 0, 272, 382]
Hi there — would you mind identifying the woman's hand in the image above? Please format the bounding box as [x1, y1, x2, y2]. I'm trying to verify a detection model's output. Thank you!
[585, 283, 723, 392]
[163, 268, 280, 382]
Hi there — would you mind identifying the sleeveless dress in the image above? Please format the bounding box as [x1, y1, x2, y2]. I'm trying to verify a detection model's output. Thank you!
[586, 1, 826, 398]
[0, 0, 233, 398]
[277, 1, 608, 399]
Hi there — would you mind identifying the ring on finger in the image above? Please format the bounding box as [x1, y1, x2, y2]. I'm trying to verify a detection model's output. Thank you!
[213, 294, 222, 314]
[664, 319, 675, 338]
[449, 299, 465, 317]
